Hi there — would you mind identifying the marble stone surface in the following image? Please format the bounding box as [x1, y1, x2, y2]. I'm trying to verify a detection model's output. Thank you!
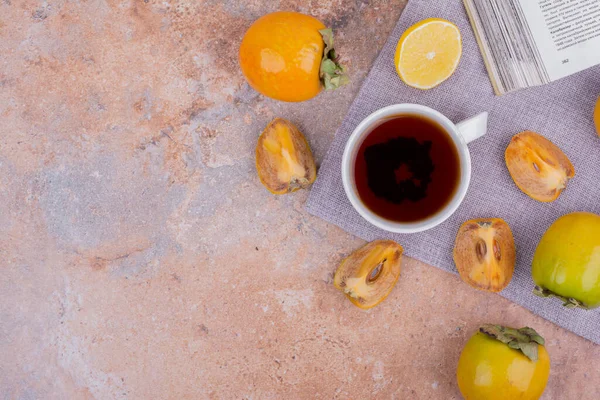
[1, 1, 599, 399]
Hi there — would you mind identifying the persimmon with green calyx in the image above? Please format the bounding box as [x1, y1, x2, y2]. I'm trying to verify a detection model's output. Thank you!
[457, 324, 550, 400]
[532, 212, 600, 309]
[334, 240, 403, 309]
[239, 11, 348, 102]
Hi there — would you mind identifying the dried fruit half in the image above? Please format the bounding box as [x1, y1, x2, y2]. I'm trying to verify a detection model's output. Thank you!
[594, 96, 600, 137]
[256, 118, 317, 195]
[453, 218, 516, 293]
[334, 240, 403, 309]
[505, 131, 575, 202]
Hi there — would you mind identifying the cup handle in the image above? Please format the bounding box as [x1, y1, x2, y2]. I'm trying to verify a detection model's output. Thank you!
[456, 112, 488, 144]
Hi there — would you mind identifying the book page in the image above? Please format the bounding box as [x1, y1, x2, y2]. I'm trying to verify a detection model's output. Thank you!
[519, 0, 600, 81]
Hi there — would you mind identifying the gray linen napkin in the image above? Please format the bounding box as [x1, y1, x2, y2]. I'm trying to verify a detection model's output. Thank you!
[306, 0, 600, 343]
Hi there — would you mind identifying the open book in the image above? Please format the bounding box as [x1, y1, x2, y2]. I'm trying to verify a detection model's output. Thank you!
[464, 0, 600, 95]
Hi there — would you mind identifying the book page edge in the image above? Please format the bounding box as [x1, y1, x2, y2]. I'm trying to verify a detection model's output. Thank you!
[462, 0, 504, 96]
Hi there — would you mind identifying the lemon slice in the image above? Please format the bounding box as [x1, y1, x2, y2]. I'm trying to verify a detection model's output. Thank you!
[394, 18, 462, 90]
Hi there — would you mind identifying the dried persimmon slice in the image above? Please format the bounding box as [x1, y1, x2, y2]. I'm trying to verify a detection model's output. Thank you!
[256, 118, 316, 195]
[505, 131, 574, 202]
[594, 96, 600, 137]
[334, 240, 403, 309]
[453, 218, 515, 293]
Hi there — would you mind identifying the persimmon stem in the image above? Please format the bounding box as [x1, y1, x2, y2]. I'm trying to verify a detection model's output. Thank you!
[533, 286, 590, 310]
[480, 324, 545, 362]
[319, 28, 349, 90]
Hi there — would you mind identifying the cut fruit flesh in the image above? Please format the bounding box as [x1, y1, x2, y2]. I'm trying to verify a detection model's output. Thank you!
[394, 18, 462, 90]
[256, 118, 316, 195]
[334, 240, 403, 309]
[505, 131, 574, 202]
[453, 218, 515, 293]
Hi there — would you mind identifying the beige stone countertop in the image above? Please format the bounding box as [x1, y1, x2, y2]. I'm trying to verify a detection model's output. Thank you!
[1, 1, 599, 399]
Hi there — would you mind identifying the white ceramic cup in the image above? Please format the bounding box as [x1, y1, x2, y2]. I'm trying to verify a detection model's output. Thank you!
[342, 104, 488, 234]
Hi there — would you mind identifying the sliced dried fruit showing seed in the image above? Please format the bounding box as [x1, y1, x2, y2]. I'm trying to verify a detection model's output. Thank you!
[334, 240, 403, 309]
[256, 118, 316, 195]
[505, 131, 574, 202]
[453, 218, 515, 293]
